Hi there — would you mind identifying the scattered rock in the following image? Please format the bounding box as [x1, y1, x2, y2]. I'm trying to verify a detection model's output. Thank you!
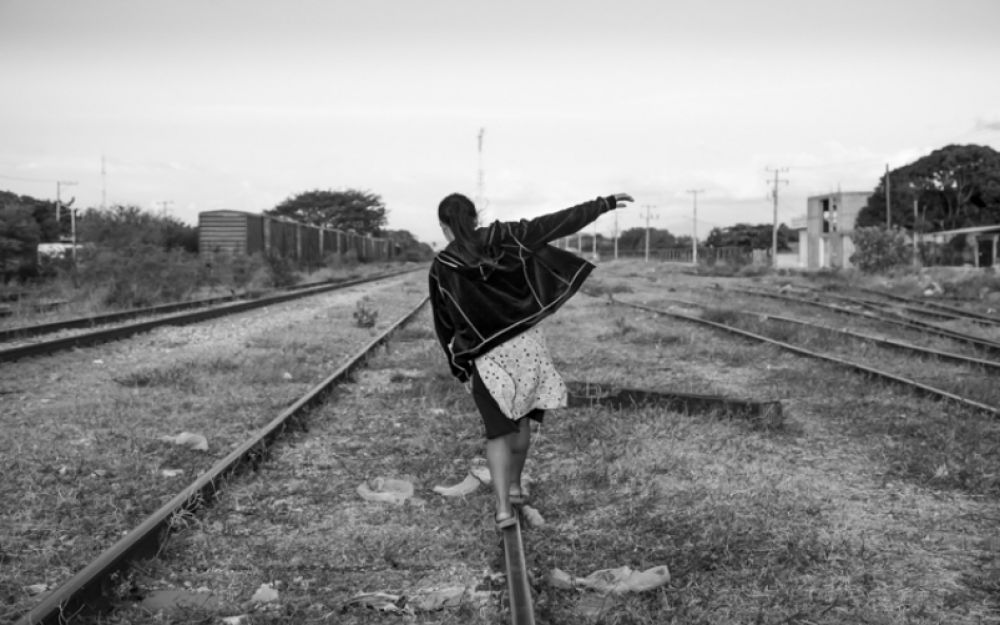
[23, 583, 48, 596]
[161, 469, 184, 478]
[344, 585, 495, 615]
[521, 505, 545, 528]
[547, 569, 574, 590]
[343, 591, 407, 614]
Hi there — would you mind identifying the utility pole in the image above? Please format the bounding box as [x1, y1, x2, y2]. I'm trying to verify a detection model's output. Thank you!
[157, 200, 174, 217]
[56, 180, 78, 241]
[643, 204, 658, 263]
[885, 164, 891, 228]
[686, 189, 704, 266]
[913, 197, 919, 266]
[766, 168, 789, 267]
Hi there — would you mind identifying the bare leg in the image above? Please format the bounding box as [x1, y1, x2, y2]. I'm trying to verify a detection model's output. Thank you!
[508, 418, 531, 499]
[486, 433, 514, 522]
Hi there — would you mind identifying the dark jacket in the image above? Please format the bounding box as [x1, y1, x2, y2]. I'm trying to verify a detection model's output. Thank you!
[429, 196, 615, 382]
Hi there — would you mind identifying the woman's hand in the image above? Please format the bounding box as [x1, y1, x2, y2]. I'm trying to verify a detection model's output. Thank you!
[611, 193, 634, 209]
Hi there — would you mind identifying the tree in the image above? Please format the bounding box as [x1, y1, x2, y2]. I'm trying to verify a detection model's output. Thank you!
[76, 205, 197, 252]
[0, 190, 60, 242]
[705, 223, 791, 250]
[856, 144, 1000, 232]
[0, 203, 41, 281]
[267, 189, 388, 235]
[616, 227, 678, 252]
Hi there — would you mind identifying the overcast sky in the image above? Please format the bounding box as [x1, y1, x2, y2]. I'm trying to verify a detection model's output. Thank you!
[2, 0, 998, 248]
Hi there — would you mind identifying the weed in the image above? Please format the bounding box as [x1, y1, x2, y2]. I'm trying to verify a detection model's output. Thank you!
[353, 298, 378, 328]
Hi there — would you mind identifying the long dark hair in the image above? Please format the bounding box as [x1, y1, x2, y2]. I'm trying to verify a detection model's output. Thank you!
[438, 193, 496, 265]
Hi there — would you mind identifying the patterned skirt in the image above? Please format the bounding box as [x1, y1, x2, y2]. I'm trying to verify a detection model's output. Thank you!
[473, 325, 567, 423]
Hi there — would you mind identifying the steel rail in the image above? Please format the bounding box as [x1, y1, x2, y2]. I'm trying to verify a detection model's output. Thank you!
[661, 296, 1000, 373]
[855, 287, 1000, 326]
[501, 512, 535, 625]
[14, 296, 430, 625]
[0, 268, 420, 363]
[730, 287, 1000, 355]
[612, 297, 1000, 418]
[0, 270, 420, 343]
[797, 290, 1000, 350]
[818, 291, 973, 323]
[0, 293, 243, 342]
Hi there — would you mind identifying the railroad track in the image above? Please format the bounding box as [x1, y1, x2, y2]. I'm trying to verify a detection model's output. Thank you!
[662, 296, 1000, 373]
[730, 286, 1000, 356]
[611, 296, 1000, 418]
[0, 267, 420, 363]
[14, 296, 430, 625]
[855, 287, 1000, 327]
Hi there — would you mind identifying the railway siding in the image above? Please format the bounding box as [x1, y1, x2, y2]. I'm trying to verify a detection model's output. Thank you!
[1, 272, 427, 624]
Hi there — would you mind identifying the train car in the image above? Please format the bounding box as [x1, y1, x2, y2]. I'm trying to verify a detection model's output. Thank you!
[198, 210, 392, 265]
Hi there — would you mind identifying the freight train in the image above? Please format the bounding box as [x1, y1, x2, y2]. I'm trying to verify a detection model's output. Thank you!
[198, 210, 395, 265]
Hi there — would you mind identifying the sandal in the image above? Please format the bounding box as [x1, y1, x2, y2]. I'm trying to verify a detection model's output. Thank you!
[495, 511, 517, 530]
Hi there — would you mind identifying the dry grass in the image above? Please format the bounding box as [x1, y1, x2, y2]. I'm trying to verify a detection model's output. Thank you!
[8, 260, 1000, 624]
[82, 261, 1000, 624]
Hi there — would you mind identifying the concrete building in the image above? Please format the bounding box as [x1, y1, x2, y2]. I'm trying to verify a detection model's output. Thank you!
[794, 191, 870, 269]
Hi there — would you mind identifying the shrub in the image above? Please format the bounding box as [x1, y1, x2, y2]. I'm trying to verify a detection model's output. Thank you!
[76, 245, 203, 308]
[849, 226, 911, 273]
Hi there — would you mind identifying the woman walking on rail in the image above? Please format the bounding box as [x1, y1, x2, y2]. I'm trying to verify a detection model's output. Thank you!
[429, 191, 634, 529]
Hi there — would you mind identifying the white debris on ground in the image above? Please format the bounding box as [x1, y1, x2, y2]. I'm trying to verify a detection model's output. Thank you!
[250, 582, 279, 604]
[356, 477, 415, 505]
[158, 431, 209, 451]
[548, 564, 671, 594]
[432, 473, 480, 497]
[344, 584, 496, 615]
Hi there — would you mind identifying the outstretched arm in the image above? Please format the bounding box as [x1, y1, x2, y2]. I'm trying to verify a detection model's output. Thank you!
[510, 193, 634, 249]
